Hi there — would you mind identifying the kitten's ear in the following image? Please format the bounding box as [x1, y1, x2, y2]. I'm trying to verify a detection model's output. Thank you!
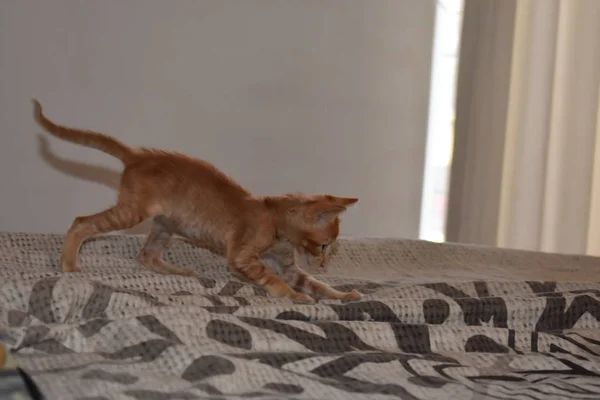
[333, 197, 359, 207]
[309, 196, 359, 226]
[314, 206, 347, 226]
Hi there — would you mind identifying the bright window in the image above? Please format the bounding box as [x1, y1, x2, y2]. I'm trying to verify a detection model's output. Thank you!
[419, 0, 464, 242]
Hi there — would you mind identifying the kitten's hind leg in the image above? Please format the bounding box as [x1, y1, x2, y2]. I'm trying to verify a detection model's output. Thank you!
[62, 204, 147, 272]
[138, 218, 198, 276]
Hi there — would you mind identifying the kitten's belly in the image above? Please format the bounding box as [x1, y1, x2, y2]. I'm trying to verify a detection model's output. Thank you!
[156, 215, 226, 245]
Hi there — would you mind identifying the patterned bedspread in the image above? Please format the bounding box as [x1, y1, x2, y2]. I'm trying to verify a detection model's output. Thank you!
[2, 232, 600, 399]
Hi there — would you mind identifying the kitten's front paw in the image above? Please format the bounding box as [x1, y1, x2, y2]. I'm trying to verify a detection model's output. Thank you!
[62, 262, 81, 273]
[291, 292, 316, 304]
[342, 289, 362, 301]
[181, 269, 199, 277]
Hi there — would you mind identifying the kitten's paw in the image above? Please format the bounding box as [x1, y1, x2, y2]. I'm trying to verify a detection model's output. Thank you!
[62, 262, 81, 273]
[181, 269, 199, 277]
[342, 289, 362, 301]
[291, 292, 316, 304]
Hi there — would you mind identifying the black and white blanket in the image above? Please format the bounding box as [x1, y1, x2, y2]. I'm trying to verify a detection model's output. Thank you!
[2, 232, 600, 399]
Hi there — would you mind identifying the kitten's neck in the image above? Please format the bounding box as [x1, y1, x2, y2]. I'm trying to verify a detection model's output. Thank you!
[262, 196, 302, 245]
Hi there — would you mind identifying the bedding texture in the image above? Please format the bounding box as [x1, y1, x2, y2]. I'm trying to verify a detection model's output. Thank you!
[2, 232, 600, 399]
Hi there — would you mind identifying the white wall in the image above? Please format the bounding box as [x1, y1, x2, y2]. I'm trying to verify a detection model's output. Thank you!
[0, 0, 435, 237]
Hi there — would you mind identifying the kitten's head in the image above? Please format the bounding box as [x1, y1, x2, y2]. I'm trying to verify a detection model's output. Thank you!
[267, 194, 359, 269]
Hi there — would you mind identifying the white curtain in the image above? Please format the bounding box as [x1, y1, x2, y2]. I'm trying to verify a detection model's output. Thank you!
[448, 0, 600, 255]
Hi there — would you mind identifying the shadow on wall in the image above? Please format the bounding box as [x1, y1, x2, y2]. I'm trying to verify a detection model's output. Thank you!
[37, 134, 152, 235]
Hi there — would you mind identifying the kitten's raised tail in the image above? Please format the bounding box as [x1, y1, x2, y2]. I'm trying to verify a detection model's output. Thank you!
[32, 99, 136, 164]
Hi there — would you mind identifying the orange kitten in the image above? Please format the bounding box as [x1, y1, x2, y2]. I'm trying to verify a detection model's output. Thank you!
[33, 100, 359, 303]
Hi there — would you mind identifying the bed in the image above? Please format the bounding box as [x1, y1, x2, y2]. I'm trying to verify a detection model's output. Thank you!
[1, 231, 600, 399]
